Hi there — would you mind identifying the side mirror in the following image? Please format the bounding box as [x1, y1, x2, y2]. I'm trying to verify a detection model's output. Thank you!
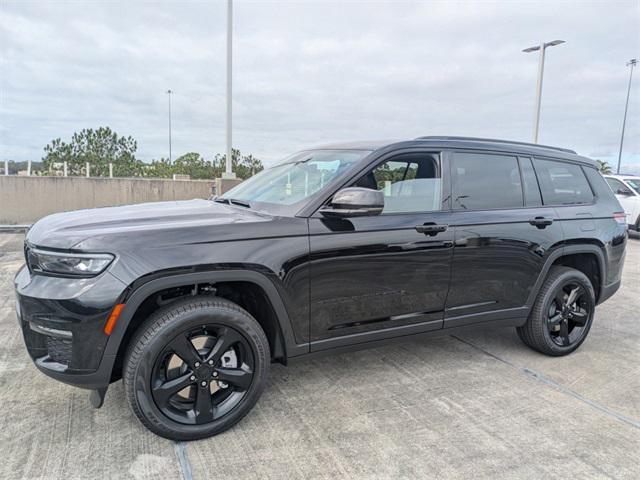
[319, 187, 384, 218]
[616, 189, 632, 196]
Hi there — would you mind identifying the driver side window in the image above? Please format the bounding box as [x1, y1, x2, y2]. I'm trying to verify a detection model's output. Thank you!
[353, 154, 442, 213]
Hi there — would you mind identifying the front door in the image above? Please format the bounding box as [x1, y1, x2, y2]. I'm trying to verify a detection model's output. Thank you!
[307, 150, 454, 350]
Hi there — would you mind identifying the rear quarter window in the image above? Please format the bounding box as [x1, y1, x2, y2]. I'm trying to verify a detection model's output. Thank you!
[533, 158, 594, 205]
[584, 168, 620, 200]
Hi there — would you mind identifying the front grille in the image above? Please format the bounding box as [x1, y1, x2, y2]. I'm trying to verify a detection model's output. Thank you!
[46, 336, 72, 365]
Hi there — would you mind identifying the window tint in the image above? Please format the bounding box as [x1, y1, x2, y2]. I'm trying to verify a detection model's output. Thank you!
[606, 177, 634, 196]
[451, 153, 523, 210]
[353, 154, 442, 213]
[624, 178, 640, 193]
[583, 167, 616, 200]
[533, 159, 594, 205]
[520, 157, 542, 206]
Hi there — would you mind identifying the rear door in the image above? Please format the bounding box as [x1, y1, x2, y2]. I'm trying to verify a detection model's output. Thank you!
[444, 151, 563, 327]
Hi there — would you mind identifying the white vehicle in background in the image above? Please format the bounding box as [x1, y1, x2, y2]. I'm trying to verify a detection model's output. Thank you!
[604, 175, 640, 231]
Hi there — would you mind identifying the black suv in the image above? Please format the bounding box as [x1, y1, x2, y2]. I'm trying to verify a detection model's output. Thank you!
[15, 137, 627, 440]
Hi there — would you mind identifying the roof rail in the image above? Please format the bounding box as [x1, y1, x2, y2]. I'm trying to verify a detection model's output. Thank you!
[415, 136, 577, 154]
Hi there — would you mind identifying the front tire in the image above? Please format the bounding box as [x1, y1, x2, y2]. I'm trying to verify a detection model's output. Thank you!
[123, 296, 269, 440]
[517, 266, 595, 356]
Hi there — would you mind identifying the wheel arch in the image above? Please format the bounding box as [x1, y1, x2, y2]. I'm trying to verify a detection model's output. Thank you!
[527, 244, 606, 308]
[103, 270, 308, 383]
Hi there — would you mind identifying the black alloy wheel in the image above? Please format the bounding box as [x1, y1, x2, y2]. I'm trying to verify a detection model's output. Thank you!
[124, 297, 269, 440]
[544, 281, 590, 348]
[151, 325, 255, 425]
[517, 266, 595, 356]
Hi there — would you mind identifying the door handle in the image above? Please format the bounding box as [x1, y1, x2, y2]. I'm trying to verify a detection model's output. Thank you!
[529, 216, 554, 229]
[415, 223, 448, 236]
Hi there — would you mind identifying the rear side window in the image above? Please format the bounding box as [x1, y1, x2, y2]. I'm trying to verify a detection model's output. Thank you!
[605, 177, 634, 196]
[519, 157, 542, 206]
[451, 152, 523, 210]
[533, 159, 594, 205]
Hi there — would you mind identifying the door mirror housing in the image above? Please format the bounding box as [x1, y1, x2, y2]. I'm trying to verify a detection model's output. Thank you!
[616, 188, 633, 196]
[320, 187, 384, 218]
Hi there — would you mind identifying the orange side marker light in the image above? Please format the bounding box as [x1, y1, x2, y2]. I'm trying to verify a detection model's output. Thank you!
[104, 303, 126, 335]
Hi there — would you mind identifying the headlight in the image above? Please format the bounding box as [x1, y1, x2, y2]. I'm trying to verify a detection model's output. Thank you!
[27, 248, 114, 277]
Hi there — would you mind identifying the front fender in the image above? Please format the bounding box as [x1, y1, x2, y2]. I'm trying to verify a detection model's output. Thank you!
[93, 269, 310, 387]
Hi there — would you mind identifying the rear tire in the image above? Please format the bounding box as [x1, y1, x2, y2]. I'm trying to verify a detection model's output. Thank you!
[517, 266, 595, 356]
[123, 296, 269, 440]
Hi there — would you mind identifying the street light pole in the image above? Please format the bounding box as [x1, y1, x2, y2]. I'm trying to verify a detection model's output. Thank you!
[532, 43, 546, 143]
[224, 0, 235, 179]
[617, 59, 637, 174]
[523, 40, 565, 143]
[166, 89, 173, 164]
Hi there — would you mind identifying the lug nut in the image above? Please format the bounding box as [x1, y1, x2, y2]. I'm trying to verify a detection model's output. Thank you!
[213, 371, 218, 377]
[190, 375, 196, 381]
[208, 360, 214, 365]
[194, 362, 201, 368]
[201, 381, 207, 387]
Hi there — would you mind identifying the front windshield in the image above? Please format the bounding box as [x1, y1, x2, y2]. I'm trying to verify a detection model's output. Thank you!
[220, 149, 370, 210]
[624, 178, 640, 193]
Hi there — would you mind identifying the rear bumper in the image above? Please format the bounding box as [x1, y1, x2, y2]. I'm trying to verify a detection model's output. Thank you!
[14, 265, 126, 389]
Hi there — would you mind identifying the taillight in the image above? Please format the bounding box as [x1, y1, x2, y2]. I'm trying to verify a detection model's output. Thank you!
[613, 212, 627, 226]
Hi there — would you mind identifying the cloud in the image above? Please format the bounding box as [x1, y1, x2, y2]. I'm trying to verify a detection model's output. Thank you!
[0, 0, 638, 168]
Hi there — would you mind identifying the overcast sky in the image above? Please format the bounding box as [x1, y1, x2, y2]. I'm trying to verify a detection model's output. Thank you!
[1, 0, 639, 171]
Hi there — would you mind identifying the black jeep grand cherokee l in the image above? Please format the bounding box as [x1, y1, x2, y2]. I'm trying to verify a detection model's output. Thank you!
[15, 137, 627, 440]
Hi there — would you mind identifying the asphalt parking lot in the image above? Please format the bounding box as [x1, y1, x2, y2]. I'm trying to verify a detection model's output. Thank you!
[1, 232, 639, 480]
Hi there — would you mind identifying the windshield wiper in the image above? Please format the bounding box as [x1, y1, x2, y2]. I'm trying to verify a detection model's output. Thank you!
[214, 197, 251, 208]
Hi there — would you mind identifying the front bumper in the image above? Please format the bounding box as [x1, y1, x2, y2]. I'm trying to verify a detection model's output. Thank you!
[15, 265, 126, 389]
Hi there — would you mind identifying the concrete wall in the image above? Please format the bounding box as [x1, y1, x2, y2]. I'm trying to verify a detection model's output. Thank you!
[0, 176, 215, 224]
[213, 177, 243, 196]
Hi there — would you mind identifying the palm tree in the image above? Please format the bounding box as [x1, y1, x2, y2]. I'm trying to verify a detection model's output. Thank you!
[596, 160, 612, 174]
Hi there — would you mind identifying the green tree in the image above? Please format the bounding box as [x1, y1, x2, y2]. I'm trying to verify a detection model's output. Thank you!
[43, 138, 73, 173]
[238, 153, 264, 179]
[145, 158, 174, 178]
[173, 152, 216, 179]
[43, 127, 141, 176]
[213, 149, 264, 180]
[42, 129, 264, 180]
[596, 160, 612, 174]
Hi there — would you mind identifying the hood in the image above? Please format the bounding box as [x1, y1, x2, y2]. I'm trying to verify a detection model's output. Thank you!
[26, 199, 289, 250]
